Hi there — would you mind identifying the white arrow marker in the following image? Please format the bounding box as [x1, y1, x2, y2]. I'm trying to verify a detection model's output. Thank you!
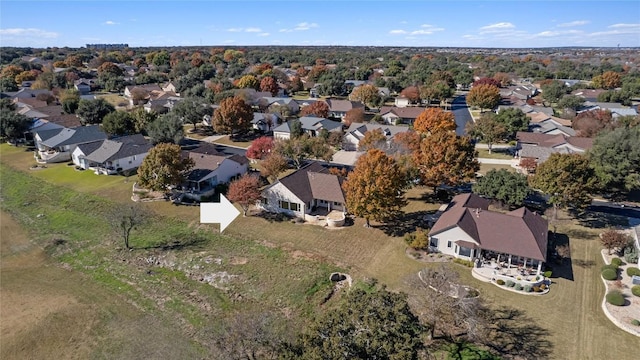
[200, 194, 240, 232]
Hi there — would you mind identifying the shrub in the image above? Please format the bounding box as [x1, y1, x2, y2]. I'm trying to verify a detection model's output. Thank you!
[605, 290, 625, 306]
[404, 229, 429, 250]
[496, 279, 505, 285]
[627, 267, 640, 277]
[602, 268, 618, 280]
[533, 286, 541, 292]
[506, 280, 515, 287]
[611, 258, 623, 267]
[540, 283, 547, 291]
[601, 264, 618, 272]
[453, 258, 474, 267]
[543, 270, 552, 278]
[514, 284, 523, 291]
[632, 286, 640, 297]
[624, 247, 638, 264]
[524, 285, 532, 292]
[632, 319, 640, 326]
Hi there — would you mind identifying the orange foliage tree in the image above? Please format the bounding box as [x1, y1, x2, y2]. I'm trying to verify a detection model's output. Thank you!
[592, 71, 622, 90]
[344, 107, 364, 126]
[400, 86, 420, 103]
[300, 101, 329, 118]
[343, 149, 407, 227]
[413, 108, 456, 135]
[349, 84, 380, 108]
[358, 128, 387, 151]
[227, 174, 262, 216]
[260, 76, 279, 96]
[212, 96, 253, 136]
[413, 132, 479, 192]
[260, 153, 288, 183]
[467, 84, 501, 111]
[246, 136, 274, 160]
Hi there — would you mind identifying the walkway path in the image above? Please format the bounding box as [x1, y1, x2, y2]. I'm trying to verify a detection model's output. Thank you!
[477, 158, 517, 165]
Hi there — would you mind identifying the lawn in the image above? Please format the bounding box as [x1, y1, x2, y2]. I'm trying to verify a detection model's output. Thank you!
[476, 148, 514, 160]
[212, 135, 253, 149]
[2, 143, 639, 359]
[95, 93, 129, 109]
[478, 163, 516, 175]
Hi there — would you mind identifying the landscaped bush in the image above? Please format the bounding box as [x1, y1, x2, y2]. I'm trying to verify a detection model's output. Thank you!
[540, 283, 547, 291]
[627, 267, 640, 277]
[605, 290, 625, 306]
[496, 279, 505, 285]
[533, 285, 541, 292]
[624, 247, 638, 264]
[543, 270, 552, 278]
[632, 319, 640, 326]
[453, 258, 474, 267]
[632, 286, 640, 297]
[602, 268, 618, 280]
[601, 264, 618, 272]
[404, 229, 429, 250]
[506, 280, 515, 287]
[524, 285, 532, 292]
[611, 258, 623, 267]
[514, 284, 523, 291]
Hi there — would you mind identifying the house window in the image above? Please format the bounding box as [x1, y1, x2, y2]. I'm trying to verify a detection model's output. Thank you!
[447, 241, 452, 248]
[430, 237, 438, 248]
[279, 200, 289, 210]
[333, 201, 340, 206]
[261, 197, 268, 205]
[290, 202, 300, 212]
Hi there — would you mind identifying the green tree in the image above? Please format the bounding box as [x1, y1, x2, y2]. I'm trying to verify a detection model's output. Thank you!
[0, 111, 31, 143]
[343, 149, 407, 227]
[136, 143, 194, 191]
[466, 112, 507, 153]
[589, 126, 640, 193]
[212, 96, 253, 137]
[467, 84, 501, 112]
[495, 108, 529, 140]
[473, 169, 531, 208]
[0, 77, 18, 92]
[530, 153, 595, 219]
[146, 112, 184, 144]
[285, 287, 424, 359]
[60, 89, 80, 114]
[102, 110, 135, 136]
[236, 74, 260, 90]
[131, 107, 157, 134]
[541, 80, 566, 105]
[172, 96, 209, 130]
[76, 98, 115, 125]
[557, 95, 585, 112]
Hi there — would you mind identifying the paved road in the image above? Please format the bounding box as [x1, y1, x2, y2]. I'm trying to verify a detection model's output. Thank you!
[452, 94, 473, 136]
[182, 138, 247, 157]
[588, 200, 640, 219]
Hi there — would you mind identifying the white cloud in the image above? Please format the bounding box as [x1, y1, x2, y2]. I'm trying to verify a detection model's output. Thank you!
[104, 20, 118, 25]
[294, 22, 318, 31]
[533, 30, 582, 38]
[391, 25, 443, 36]
[558, 20, 589, 27]
[479, 22, 515, 34]
[227, 28, 243, 32]
[608, 23, 640, 29]
[0, 27, 58, 38]
[245, 27, 262, 33]
[257, 32, 270, 37]
[389, 29, 407, 34]
[279, 28, 292, 33]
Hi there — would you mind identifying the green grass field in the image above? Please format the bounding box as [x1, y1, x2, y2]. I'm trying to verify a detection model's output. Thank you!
[476, 148, 514, 160]
[1, 143, 639, 359]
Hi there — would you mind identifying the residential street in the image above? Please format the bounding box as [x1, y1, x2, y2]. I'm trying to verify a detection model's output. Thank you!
[452, 94, 473, 136]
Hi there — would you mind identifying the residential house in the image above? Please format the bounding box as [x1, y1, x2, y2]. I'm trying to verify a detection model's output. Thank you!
[34, 125, 108, 163]
[343, 122, 412, 151]
[180, 150, 249, 201]
[394, 96, 410, 108]
[258, 96, 300, 114]
[162, 82, 178, 94]
[428, 193, 548, 275]
[143, 92, 182, 113]
[324, 99, 364, 119]
[501, 84, 538, 101]
[515, 131, 594, 164]
[124, 84, 163, 101]
[272, 116, 342, 140]
[74, 79, 96, 95]
[72, 134, 152, 174]
[252, 112, 281, 133]
[571, 89, 607, 102]
[379, 106, 426, 125]
[259, 161, 346, 220]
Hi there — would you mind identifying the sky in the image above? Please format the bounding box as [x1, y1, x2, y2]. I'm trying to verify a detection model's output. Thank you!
[1, 0, 639, 48]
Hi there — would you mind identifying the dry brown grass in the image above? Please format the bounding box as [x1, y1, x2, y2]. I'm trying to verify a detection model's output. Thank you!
[212, 135, 252, 149]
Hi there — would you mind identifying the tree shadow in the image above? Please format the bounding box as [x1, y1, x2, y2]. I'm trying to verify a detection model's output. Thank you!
[547, 232, 574, 281]
[138, 232, 209, 251]
[480, 306, 553, 360]
[376, 211, 429, 237]
[255, 210, 294, 223]
[577, 210, 629, 229]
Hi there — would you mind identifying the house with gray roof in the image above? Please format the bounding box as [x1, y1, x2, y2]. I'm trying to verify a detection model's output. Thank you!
[273, 116, 342, 140]
[516, 131, 593, 164]
[72, 134, 152, 174]
[259, 161, 346, 220]
[324, 99, 364, 119]
[34, 125, 108, 163]
[343, 122, 412, 151]
[177, 150, 249, 201]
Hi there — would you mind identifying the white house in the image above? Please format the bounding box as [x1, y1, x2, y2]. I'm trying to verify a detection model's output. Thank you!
[72, 134, 152, 174]
[34, 125, 108, 163]
[272, 117, 342, 140]
[181, 149, 249, 201]
[343, 122, 412, 151]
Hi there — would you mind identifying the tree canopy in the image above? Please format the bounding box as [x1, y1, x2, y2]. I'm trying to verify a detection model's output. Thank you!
[212, 96, 253, 136]
[227, 174, 262, 216]
[299, 101, 329, 118]
[172, 96, 209, 130]
[76, 98, 115, 125]
[136, 143, 194, 192]
[0, 111, 31, 143]
[246, 136, 274, 160]
[102, 110, 135, 136]
[343, 149, 407, 227]
[467, 84, 500, 111]
[588, 126, 640, 193]
[146, 112, 184, 144]
[413, 107, 456, 135]
[466, 112, 507, 153]
[473, 169, 531, 208]
[495, 108, 529, 139]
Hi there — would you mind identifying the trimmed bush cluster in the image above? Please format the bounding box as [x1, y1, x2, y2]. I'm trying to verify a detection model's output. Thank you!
[452, 258, 474, 267]
[610, 258, 623, 267]
[632, 286, 640, 297]
[506, 280, 515, 287]
[524, 285, 532, 292]
[627, 267, 640, 277]
[601, 268, 618, 281]
[496, 279, 505, 285]
[601, 264, 618, 272]
[632, 319, 640, 326]
[543, 270, 552, 278]
[605, 290, 625, 306]
[533, 285, 541, 292]
[514, 284, 523, 291]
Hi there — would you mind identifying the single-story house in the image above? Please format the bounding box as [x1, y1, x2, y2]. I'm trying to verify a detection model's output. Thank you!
[259, 161, 346, 219]
[124, 84, 163, 99]
[252, 112, 281, 133]
[34, 125, 108, 163]
[516, 131, 593, 164]
[324, 99, 364, 119]
[343, 122, 412, 151]
[258, 97, 300, 114]
[180, 150, 249, 201]
[529, 119, 576, 137]
[73, 79, 96, 95]
[379, 106, 426, 125]
[143, 92, 182, 113]
[72, 134, 152, 174]
[273, 116, 342, 140]
[428, 193, 548, 275]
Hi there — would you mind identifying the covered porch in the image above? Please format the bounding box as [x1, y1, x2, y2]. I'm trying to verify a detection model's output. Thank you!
[475, 249, 544, 276]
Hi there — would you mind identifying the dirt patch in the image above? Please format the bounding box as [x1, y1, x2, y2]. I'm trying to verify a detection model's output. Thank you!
[229, 257, 248, 265]
[405, 248, 452, 263]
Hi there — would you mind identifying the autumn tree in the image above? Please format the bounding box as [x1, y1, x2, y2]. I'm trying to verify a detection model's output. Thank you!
[137, 143, 194, 192]
[473, 169, 531, 208]
[494, 107, 529, 140]
[600, 229, 631, 255]
[420, 81, 454, 105]
[413, 107, 456, 135]
[299, 101, 329, 118]
[472, 77, 501, 88]
[344, 107, 364, 126]
[227, 174, 262, 216]
[589, 126, 640, 193]
[358, 128, 387, 151]
[466, 112, 507, 153]
[107, 203, 149, 250]
[289, 76, 303, 94]
[413, 132, 479, 192]
[349, 84, 381, 108]
[519, 157, 538, 174]
[97, 61, 123, 77]
[236, 74, 259, 90]
[573, 109, 614, 137]
[400, 86, 421, 103]
[259, 76, 279, 96]
[246, 136, 274, 160]
[493, 72, 512, 87]
[343, 149, 407, 227]
[146, 112, 184, 144]
[260, 152, 288, 183]
[76, 98, 115, 125]
[102, 110, 135, 136]
[467, 84, 501, 112]
[529, 153, 595, 219]
[212, 96, 253, 137]
[592, 71, 622, 90]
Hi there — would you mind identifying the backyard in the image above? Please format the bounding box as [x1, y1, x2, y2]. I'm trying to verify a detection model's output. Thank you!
[1, 143, 639, 358]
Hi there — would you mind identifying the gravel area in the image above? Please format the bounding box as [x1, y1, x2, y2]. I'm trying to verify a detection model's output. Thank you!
[601, 250, 640, 337]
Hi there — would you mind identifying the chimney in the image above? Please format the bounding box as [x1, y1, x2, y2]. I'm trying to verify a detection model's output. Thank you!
[475, 208, 480, 217]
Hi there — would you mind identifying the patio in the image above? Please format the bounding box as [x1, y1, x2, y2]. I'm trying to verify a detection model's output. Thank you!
[473, 260, 545, 287]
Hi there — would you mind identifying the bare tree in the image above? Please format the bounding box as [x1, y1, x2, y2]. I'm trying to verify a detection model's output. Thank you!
[108, 203, 149, 249]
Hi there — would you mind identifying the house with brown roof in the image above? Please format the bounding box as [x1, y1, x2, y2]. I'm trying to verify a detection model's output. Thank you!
[343, 122, 412, 151]
[259, 161, 346, 219]
[428, 193, 548, 275]
[179, 149, 249, 201]
[516, 131, 593, 163]
[324, 99, 364, 119]
[379, 106, 426, 125]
